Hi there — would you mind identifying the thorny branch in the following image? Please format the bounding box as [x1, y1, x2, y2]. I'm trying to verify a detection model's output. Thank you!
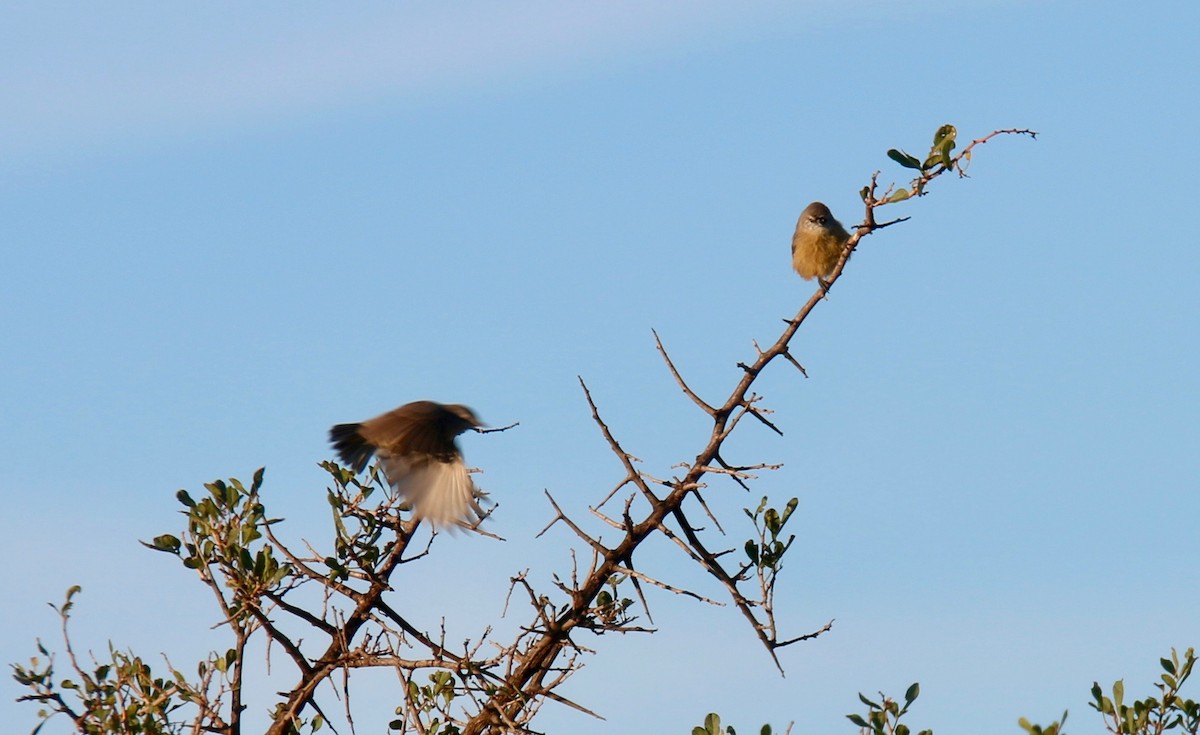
[14, 126, 1033, 735]
[459, 127, 1036, 726]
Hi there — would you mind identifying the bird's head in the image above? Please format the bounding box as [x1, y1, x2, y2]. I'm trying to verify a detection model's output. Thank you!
[443, 404, 484, 434]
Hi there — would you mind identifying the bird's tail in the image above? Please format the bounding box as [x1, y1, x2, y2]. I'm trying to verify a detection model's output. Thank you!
[329, 422, 375, 473]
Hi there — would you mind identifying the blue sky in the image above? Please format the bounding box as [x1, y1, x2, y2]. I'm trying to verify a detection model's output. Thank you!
[3, 1, 1198, 733]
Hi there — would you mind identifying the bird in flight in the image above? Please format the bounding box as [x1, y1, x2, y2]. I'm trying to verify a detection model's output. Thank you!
[330, 400, 486, 528]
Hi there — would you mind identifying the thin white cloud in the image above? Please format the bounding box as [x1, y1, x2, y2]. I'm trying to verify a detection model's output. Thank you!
[0, 1, 798, 163]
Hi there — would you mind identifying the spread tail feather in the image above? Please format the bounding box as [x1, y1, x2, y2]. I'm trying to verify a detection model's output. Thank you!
[329, 422, 375, 473]
[381, 455, 484, 528]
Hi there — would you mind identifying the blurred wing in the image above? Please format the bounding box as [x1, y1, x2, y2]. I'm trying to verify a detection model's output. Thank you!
[361, 401, 458, 458]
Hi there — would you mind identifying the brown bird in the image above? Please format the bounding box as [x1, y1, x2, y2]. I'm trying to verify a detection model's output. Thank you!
[329, 401, 485, 527]
[791, 201, 851, 288]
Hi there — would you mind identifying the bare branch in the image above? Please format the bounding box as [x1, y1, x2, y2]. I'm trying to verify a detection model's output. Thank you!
[541, 490, 608, 555]
[653, 328, 716, 415]
[474, 422, 519, 434]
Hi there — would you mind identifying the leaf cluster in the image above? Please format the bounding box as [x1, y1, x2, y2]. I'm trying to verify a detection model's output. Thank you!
[1087, 647, 1200, 735]
[846, 683, 928, 735]
[692, 711, 775, 735]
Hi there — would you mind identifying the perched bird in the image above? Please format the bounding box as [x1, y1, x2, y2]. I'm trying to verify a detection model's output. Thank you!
[791, 201, 851, 288]
[329, 400, 485, 527]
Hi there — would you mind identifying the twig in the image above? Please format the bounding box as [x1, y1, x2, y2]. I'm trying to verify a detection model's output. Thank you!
[653, 328, 716, 415]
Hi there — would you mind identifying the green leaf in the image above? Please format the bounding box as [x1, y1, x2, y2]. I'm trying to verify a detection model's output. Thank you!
[143, 534, 182, 554]
[888, 188, 911, 203]
[846, 714, 868, 727]
[176, 489, 196, 507]
[888, 149, 923, 169]
[904, 682, 920, 705]
[324, 557, 348, 580]
[1162, 657, 1176, 675]
[783, 497, 798, 517]
[745, 540, 760, 565]
[939, 144, 954, 169]
[932, 124, 957, 149]
[242, 524, 263, 545]
[224, 482, 240, 508]
[705, 712, 722, 734]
